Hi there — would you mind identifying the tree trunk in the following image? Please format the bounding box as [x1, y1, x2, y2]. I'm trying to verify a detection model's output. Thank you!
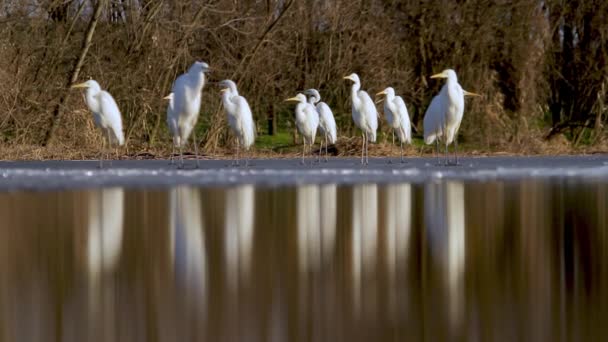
[43, 0, 106, 146]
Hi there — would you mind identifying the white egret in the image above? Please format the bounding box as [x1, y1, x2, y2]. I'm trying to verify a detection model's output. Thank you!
[285, 93, 319, 164]
[344, 73, 378, 165]
[376, 87, 412, 163]
[219, 80, 256, 166]
[163, 93, 179, 164]
[71, 80, 125, 168]
[170, 61, 210, 168]
[424, 69, 479, 165]
[304, 89, 337, 162]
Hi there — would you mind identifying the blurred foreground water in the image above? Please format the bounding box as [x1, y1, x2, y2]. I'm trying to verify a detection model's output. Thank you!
[1, 180, 607, 341]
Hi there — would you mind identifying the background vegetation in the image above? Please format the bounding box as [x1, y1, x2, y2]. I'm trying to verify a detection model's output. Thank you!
[0, 0, 607, 159]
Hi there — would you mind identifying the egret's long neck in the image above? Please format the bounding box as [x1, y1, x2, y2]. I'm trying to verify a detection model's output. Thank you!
[191, 72, 206, 91]
[168, 98, 175, 112]
[228, 83, 238, 96]
[221, 90, 237, 113]
[446, 77, 460, 101]
[351, 82, 361, 107]
[308, 93, 320, 105]
[386, 93, 398, 115]
[85, 87, 101, 113]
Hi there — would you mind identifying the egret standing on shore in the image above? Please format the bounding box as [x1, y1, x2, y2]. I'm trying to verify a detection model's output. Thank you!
[344, 73, 377, 165]
[304, 89, 337, 162]
[376, 87, 411, 163]
[285, 93, 319, 165]
[71, 80, 125, 168]
[219, 80, 256, 166]
[424, 69, 479, 165]
[170, 61, 210, 168]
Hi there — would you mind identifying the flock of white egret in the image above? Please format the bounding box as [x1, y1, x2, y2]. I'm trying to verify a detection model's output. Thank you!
[71, 61, 478, 168]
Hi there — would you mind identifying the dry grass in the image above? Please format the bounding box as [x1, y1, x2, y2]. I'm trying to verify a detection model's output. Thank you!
[2, 132, 605, 161]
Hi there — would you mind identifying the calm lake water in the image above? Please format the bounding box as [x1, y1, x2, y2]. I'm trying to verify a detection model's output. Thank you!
[1, 180, 607, 341]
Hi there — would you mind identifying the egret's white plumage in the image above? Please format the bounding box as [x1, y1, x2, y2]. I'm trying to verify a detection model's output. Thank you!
[304, 89, 337, 162]
[344, 73, 378, 165]
[72, 79, 124, 168]
[170, 61, 210, 168]
[219, 80, 256, 166]
[285, 93, 319, 164]
[163, 93, 180, 164]
[423, 69, 479, 164]
[423, 92, 445, 146]
[376, 87, 412, 163]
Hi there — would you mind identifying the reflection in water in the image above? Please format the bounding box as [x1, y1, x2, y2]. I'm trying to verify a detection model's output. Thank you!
[169, 187, 206, 303]
[224, 185, 255, 290]
[425, 181, 465, 331]
[351, 184, 378, 318]
[383, 184, 412, 318]
[84, 188, 125, 339]
[1, 180, 607, 341]
[86, 187, 125, 281]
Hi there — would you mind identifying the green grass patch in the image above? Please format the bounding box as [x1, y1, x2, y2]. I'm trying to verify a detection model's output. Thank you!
[255, 132, 294, 151]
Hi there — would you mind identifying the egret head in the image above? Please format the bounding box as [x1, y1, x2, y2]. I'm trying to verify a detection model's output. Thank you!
[303, 89, 321, 103]
[303, 88, 320, 97]
[162, 93, 174, 100]
[430, 69, 457, 81]
[343, 73, 360, 84]
[376, 87, 395, 98]
[190, 61, 211, 74]
[284, 93, 307, 103]
[71, 79, 101, 91]
[218, 79, 237, 93]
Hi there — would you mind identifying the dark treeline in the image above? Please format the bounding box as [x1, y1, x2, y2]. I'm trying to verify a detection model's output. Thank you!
[0, 0, 606, 154]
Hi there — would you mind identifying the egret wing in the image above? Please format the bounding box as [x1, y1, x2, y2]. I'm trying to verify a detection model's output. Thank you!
[394, 96, 412, 143]
[98, 91, 125, 145]
[423, 94, 445, 145]
[317, 102, 337, 144]
[358, 90, 378, 141]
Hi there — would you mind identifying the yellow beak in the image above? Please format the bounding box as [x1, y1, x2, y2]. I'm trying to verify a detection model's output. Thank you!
[463, 90, 481, 97]
[375, 90, 387, 97]
[220, 88, 229, 93]
[284, 96, 300, 102]
[71, 82, 89, 89]
[162, 94, 171, 100]
[430, 72, 447, 79]
[343, 75, 352, 81]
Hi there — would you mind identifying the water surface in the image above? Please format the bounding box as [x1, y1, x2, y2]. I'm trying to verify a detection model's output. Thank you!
[1, 179, 607, 341]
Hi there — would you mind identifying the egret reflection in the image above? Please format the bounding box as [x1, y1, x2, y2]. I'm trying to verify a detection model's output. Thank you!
[383, 184, 412, 316]
[86, 187, 125, 281]
[425, 181, 466, 329]
[297, 185, 321, 272]
[351, 184, 378, 316]
[224, 185, 255, 290]
[169, 187, 207, 305]
[320, 184, 337, 262]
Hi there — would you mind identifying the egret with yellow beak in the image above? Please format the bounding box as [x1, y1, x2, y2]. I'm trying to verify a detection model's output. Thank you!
[169, 61, 210, 169]
[423, 69, 479, 165]
[376, 87, 411, 163]
[344, 73, 377, 165]
[219, 80, 256, 166]
[285, 93, 319, 165]
[304, 89, 337, 162]
[71, 80, 124, 168]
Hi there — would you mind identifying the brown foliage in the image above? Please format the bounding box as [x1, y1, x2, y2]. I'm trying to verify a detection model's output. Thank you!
[0, 0, 607, 159]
